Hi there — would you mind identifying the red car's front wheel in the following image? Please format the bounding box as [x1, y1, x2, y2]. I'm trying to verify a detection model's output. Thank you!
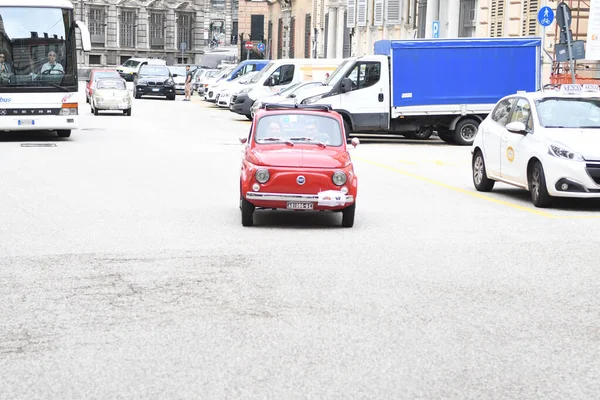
[240, 197, 254, 227]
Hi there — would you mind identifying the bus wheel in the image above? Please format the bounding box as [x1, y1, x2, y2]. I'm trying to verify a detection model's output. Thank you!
[57, 130, 71, 138]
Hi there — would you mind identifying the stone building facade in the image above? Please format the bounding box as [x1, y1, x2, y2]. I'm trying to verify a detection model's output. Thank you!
[71, 0, 239, 67]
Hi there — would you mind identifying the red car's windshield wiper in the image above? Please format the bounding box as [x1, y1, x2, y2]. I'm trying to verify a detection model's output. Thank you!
[260, 137, 294, 146]
[289, 137, 326, 148]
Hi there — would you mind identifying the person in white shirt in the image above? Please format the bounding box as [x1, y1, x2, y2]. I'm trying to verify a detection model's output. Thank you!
[40, 51, 64, 74]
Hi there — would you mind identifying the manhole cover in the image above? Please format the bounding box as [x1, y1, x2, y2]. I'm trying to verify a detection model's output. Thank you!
[21, 143, 57, 147]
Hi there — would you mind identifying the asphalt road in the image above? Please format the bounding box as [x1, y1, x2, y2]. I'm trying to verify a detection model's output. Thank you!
[1, 85, 599, 399]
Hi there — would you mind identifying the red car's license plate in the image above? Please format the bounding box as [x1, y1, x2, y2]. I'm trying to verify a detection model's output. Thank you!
[287, 202, 313, 210]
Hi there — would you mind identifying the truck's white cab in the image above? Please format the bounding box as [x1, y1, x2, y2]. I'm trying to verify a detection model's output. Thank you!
[291, 56, 391, 134]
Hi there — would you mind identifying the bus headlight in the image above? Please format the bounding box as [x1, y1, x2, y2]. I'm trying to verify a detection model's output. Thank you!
[59, 104, 78, 115]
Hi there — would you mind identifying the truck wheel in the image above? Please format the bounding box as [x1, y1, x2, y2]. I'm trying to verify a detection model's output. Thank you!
[529, 161, 552, 208]
[240, 197, 255, 226]
[453, 118, 479, 146]
[472, 150, 495, 192]
[437, 131, 455, 144]
[56, 130, 71, 138]
[341, 203, 356, 228]
[413, 126, 433, 140]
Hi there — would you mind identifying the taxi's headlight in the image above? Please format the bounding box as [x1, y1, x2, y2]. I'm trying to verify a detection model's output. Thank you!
[332, 171, 347, 186]
[547, 142, 584, 162]
[255, 169, 270, 183]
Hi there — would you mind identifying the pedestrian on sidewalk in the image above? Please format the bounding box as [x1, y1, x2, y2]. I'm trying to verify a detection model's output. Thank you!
[184, 65, 192, 101]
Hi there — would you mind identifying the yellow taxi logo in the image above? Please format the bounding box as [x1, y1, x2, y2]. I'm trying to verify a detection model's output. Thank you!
[507, 146, 515, 162]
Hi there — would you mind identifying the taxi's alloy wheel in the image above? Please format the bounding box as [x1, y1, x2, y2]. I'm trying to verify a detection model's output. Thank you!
[240, 197, 255, 227]
[472, 150, 495, 192]
[529, 161, 552, 208]
[341, 203, 356, 228]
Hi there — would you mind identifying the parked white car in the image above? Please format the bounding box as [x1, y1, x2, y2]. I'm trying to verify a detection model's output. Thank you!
[216, 71, 259, 107]
[167, 66, 188, 95]
[249, 81, 325, 117]
[203, 66, 236, 102]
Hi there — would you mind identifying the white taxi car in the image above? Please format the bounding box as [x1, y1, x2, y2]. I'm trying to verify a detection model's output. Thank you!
[471, 84, 600, 208]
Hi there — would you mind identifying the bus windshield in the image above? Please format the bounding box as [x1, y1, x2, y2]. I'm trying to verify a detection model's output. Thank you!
[0, 6, 77, 92]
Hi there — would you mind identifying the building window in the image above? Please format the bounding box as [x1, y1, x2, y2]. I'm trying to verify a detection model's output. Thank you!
[289, 17, 295, 59]
[268, 21, 273, 57]
[522, 0, 539, 36]
[89, 8, 106, 45]
[304, 14, 311, 58]
[177, 13, 193, 50]
[119, 10, 136, 48]
[150, 12, 165, 48]
[417, 0, 427, 38]
[211, 0, 226, 9]
[277, 18, 283, 59]
[89, 54, 102, 65]
[120, 55, 131, 64]
[459, 0, 477, 37]
[490, 0, 505, 37]
[232, 0, 239, 19]
[251, 15, 265, 41]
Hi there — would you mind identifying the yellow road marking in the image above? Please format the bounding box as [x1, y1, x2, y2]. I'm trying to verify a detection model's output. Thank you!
[398, 159, 465, 167]
[355, 157, 600, 219]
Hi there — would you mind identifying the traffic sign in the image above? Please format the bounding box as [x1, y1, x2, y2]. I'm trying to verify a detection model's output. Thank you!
[257, 42, 265, 52]
[432, 21, 440, 38]
[538, 6, 554, 27]
[245, 41, 253, 50]
[557, 2, 572, 29]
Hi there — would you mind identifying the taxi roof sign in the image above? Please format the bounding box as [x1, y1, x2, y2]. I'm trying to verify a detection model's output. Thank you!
[560, 83, 600, 92]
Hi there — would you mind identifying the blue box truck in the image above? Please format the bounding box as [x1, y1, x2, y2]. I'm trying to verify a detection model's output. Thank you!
[295, 37, 541, 145]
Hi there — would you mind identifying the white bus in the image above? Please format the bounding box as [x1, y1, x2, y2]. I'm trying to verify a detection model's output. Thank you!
[0, 0, 91, 138]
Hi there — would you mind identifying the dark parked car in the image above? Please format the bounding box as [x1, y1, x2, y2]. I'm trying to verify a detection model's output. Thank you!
[133, 65, 177, 100]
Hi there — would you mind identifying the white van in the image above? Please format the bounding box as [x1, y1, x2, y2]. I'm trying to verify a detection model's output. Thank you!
[116, 58, 166, 81]
[230, 58, 343, 119]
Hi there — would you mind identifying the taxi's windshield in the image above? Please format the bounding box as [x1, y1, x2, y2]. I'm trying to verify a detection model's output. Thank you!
[255, 114, 343, 147]
[536, 98, 600, 128]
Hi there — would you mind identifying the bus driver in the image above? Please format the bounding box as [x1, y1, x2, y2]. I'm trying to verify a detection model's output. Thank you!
[40, 51, 64, 74]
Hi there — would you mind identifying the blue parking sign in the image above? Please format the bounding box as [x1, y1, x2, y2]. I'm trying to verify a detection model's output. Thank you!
[257, 42, 266, 52]
[538, 6, 554, 27]
[432, 21, 440, 38]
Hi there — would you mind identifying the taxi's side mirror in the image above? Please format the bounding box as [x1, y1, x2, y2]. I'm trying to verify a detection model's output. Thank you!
[239, 137, 248, 144]
[506, 121, 527, 134]
[350, 137, 360, 147]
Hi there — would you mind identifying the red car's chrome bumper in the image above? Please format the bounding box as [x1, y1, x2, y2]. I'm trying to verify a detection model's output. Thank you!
[246, 192, 354, 204]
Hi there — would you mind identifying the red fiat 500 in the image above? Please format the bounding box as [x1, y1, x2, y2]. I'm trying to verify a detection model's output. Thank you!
[239, 104, 359, 227]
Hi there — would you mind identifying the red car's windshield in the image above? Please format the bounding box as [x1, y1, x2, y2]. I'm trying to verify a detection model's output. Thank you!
[255, 114, 343, 147]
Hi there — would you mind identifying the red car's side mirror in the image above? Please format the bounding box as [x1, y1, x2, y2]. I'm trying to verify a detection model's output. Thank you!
[351, 137, 360, 148]
[239, 137, 248, 144]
